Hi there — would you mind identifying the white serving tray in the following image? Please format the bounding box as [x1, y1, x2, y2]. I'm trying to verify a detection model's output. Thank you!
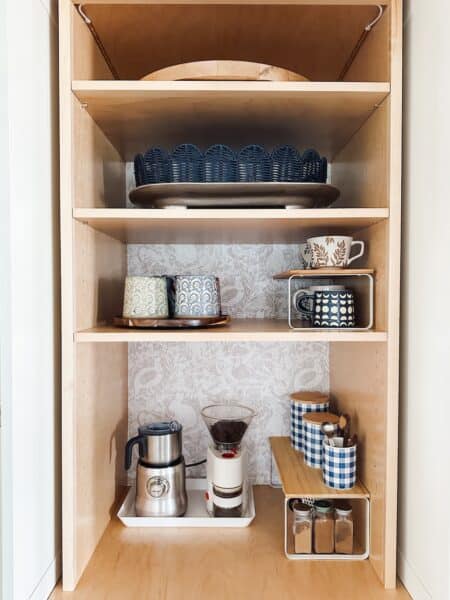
[118, 478, 255, 528]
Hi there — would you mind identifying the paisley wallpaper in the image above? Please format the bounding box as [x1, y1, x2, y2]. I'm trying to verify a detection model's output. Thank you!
[127, 243, 328, 318]
[128, 342, 328, 483]
[127, 244, 330, 483]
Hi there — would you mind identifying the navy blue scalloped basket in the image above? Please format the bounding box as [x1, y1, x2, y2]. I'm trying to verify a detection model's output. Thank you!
[134, 148, 169, 185]
[203, 144, 237, 182]
[170, 144, 203, 183]
[133, 144, 328, 185]
[238, 145, 271, 182]
[299, 149, 328, 183]
[271, 145, 302, 182]
[133, 154, 146, 187]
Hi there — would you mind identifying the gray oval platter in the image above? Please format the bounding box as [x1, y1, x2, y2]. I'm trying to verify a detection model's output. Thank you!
[129, 182, 339, 209]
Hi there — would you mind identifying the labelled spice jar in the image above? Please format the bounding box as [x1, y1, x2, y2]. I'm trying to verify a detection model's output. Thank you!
[313, 500, 334, 553]
[334, 502, 354, 554]
[291, 500, 313, 554]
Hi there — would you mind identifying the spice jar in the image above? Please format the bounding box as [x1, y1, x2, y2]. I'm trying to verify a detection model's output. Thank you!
[313, 500, 334, 553]
[292, 500, 313, 554]
[334, 502, 354, 554]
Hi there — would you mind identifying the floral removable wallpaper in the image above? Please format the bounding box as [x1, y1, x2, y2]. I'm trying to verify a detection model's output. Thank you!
[127, 242, 329, 483]
[128, 243, 314, 318]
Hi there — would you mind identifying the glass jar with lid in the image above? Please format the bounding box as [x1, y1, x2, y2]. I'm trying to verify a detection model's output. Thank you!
[334, 501, 354, 554]
[291, 500, 313, 554]
[313, 499, 334, 553]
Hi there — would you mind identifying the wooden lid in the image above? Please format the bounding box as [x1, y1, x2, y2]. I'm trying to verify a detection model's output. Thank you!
[303, 412, 339, 425]
[290, 391, 329, 404]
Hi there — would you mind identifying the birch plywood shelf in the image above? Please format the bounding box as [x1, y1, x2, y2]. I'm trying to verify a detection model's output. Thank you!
[75, 320, 388, 343]
[72, 81, 390, 158]
[270, 436, 369, 499]
[59, 0, 403, 592]
[273, 268, 375, 279]
[73, 209, 389, 244]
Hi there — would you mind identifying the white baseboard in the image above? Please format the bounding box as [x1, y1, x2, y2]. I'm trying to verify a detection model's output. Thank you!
[28, 554, 61, 600]
[398, 550, 432, 600]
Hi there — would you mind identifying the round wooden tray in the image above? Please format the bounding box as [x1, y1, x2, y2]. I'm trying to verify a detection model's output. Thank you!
[113, 315, 230, 329]
[129, 182, 339, 209]
[141, 60, 308, 82]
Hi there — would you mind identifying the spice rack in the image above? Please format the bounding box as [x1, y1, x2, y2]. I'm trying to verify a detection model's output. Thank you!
[284, 497, 369, 560]
[270, 436, 370, 560]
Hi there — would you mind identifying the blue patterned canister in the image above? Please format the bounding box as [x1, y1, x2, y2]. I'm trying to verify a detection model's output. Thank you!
[174, 275, 221, 318]
[322, 439, 357, 489]
[290, 392, 329, 453]
[303, 412, 339, 469]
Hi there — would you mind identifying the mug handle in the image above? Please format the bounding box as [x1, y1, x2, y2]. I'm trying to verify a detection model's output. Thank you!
[296, 293, 315, 318]
[347, 241, 365, 265]
[292, 289, 307, 311]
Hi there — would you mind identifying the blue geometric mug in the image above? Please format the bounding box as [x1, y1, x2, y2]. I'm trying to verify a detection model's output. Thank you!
[312, 290, 355, 328]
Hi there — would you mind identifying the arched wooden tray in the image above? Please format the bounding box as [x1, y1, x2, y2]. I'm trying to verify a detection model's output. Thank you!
[141, 60, 308, 82]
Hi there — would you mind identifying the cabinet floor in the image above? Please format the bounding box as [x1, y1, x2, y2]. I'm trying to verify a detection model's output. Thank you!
[51, 486, 410, 600]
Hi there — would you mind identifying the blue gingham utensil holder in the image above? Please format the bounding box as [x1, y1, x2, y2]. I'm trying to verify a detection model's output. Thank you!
[322, 440, 357, 489]
[290, 396, 329, 453]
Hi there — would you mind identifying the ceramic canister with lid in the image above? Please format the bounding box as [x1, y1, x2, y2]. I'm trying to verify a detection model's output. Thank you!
[303, 411, 339, 468]
[290, 391, 329, 453]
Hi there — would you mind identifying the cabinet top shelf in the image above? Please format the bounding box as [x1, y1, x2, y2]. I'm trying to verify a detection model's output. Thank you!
[72, 82, 390, 160]
[270, 436, 369, 499]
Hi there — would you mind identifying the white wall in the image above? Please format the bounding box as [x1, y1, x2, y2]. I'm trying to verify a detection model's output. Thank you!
[399, 2, 450, 599]
[0, 0, 60, 598]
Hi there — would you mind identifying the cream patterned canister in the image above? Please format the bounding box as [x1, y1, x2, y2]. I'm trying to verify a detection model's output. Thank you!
[123, 276, 169, 318]
[307, 235, 365, 269]
[174, 275, 221, 318]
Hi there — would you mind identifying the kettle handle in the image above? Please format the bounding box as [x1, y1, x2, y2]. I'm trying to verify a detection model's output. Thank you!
[125, 435, 142, 470]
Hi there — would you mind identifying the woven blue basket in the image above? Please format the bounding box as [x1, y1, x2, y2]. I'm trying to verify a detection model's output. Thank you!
[238, 145, 271, 182]
[299, 149, 328, 183]
[271, 145, 301, 182]
[133, 153, 146, 187]
[170, 144, 203, 183]
[203, 144, 237, 182]
[143, 147, 169, 184]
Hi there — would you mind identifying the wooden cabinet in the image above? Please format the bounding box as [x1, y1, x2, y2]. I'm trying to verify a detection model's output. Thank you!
[59, 0, 402, 592]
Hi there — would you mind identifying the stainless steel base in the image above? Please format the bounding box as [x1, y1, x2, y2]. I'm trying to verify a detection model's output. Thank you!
[135, 458, 188, 517]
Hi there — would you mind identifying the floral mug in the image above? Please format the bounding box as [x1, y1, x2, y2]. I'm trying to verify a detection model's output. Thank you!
[307, 236, 365, 269]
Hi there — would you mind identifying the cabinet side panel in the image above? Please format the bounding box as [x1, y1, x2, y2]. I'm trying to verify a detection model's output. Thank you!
[75, 343, 128, 582]
[331, 99, 389, 208]
[72, 4, 114, 80]
[354, 220, 388, 332]
[59, 0, 77, 590]
[383, 0, 403, 589]
[73, 97, 125, 208]
[329, 342, 387, 581]
[343, 6, 390, 82]
[74, 222, 125, 331]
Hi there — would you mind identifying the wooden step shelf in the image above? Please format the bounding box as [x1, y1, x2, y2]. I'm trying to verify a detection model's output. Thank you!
[75, 319, 388, 343]
[72, 81, 390, 159]
[73, 208, 389, 244]
[270, 436, 369, 499]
